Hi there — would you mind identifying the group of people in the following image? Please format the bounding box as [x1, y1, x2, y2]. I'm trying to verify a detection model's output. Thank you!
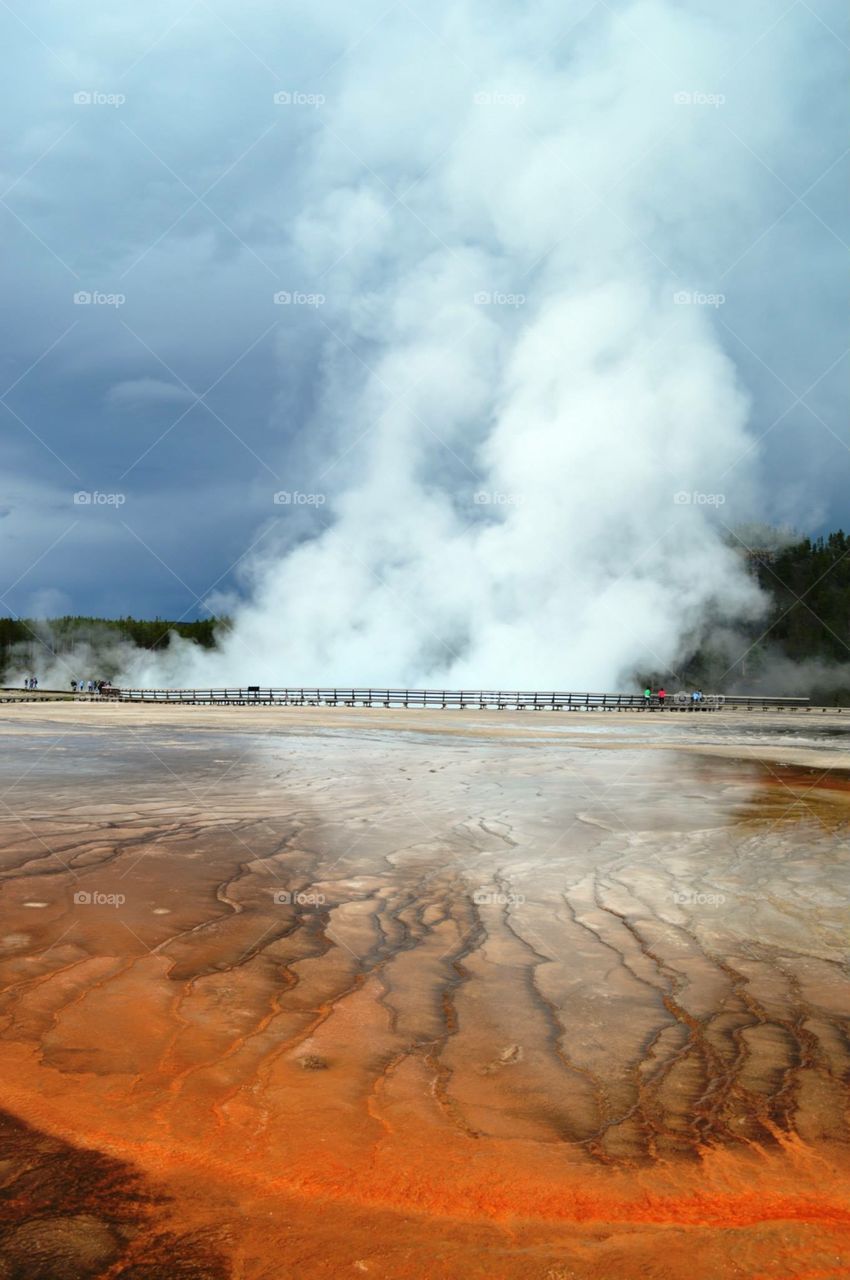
[22, 676, 113, 694]
[70, 678, 111, 694]
[643, 687, 705, 707]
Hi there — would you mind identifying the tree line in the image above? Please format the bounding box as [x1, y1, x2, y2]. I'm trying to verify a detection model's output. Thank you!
[0, 615, 223, 684]
[641, 529, 850, 704]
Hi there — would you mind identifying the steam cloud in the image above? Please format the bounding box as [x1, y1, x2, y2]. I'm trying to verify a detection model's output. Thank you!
[38, 1, 814, 689]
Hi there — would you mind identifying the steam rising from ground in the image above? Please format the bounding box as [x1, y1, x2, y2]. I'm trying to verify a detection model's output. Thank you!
[33, 0, 812, 689]
[178, 283, 763, 688]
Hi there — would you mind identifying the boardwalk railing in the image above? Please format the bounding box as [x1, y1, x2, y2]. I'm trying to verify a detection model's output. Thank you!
[115, 687, 811, 711]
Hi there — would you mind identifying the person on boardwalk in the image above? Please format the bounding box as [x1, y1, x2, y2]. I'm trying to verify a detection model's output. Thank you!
[658, 687, 666, 707]
[643, 687, 651, 708]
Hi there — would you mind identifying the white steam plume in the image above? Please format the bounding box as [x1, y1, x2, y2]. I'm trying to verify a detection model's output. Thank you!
[122, 3, 793, 687]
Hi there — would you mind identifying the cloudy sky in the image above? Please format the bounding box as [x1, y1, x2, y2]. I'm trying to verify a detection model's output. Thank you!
[0, 0, 847, 647]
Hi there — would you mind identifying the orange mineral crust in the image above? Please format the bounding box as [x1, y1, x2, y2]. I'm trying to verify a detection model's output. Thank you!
[0, 707, 848, 1279]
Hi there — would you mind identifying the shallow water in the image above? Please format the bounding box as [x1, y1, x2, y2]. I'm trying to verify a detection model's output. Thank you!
[0, 717, 848, 1278]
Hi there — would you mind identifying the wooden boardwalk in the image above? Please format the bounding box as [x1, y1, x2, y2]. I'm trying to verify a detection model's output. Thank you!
[114, 687, 812, 712]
